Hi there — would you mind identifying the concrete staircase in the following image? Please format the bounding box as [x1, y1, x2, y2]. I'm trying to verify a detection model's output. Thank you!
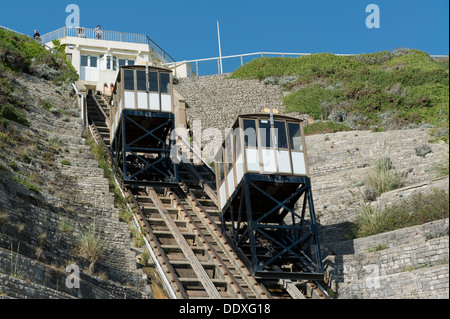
[87, 94, 110, 146]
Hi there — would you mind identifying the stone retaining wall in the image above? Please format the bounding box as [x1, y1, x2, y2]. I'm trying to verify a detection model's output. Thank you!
[0, 72, 145, 298]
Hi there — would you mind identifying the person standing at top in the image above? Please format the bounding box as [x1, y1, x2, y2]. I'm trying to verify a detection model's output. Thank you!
[95, 25, 102, 40]
[33, 30, 41, 41]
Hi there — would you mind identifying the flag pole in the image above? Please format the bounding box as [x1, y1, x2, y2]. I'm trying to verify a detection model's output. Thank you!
[217, 20, 223, 74]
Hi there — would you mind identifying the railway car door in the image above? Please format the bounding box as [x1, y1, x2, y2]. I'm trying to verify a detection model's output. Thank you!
[123, 69, 135, 108]
[149, 71, 159, 111]
[136, 69, 148, 110]
[160, 72, 172, 112]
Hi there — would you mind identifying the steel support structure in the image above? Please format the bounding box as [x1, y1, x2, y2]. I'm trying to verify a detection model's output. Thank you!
[111, 109, 178, 187]
[220, 174, 324, 280]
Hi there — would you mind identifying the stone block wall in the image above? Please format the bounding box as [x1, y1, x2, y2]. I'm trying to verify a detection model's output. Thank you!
[0, 72, 145, 298]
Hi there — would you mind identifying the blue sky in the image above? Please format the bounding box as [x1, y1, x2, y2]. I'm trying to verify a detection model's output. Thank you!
[1, 0, 448, 62]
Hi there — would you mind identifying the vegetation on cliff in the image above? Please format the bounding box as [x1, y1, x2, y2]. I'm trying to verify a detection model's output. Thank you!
[0, 28, 78, 128]
[231, 49, 449, 142]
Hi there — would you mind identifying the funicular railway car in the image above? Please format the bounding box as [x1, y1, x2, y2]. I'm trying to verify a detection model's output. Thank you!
[109, 65, 178, 186]
[215, 112, 324, 280]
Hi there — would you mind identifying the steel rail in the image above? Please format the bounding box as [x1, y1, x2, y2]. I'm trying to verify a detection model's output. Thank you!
[167, 185, 251, 299]
[85, 115, 186, 299]
[177, 179, 270, 299]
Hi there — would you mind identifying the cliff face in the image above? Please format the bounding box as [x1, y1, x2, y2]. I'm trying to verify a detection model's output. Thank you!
[175, 73, 449, 299]
[0, 67, 146, 299]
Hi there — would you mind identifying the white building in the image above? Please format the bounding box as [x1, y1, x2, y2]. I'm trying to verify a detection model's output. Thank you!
[41, 26, 194, 93]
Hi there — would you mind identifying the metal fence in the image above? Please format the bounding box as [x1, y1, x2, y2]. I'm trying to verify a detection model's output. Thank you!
[164, 51, 449, 78]
[40, 26, 176, 64]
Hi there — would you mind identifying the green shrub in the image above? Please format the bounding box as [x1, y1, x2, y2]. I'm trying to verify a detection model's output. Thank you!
[231, 50, 449, 136]
[0, 104, 30, 127]
[364, 143, 405, 198]
[11, 176, 40, 193]
[77, 223, 105, 274]
[350, 188, 449, 238]
[283, 85, 344, 120]
[61, 160, 71, 166]
[0, 28, 78, 83]
[433, 144, 449, 178]
[48, 134, 61, 149]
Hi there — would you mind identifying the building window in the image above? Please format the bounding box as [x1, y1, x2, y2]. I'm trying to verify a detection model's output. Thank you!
[119, 59, 135, 68]
[81, 55, 88, 67]
[100, 54, 118, 71]
[90, 56, 98, 68]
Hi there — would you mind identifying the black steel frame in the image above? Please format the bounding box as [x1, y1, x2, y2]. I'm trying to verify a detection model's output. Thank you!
[111, 109, 178, 186]
[220, 173, 324, 280]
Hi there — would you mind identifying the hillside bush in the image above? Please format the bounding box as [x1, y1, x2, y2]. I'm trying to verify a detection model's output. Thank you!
[0, 28, 78, 127]
[350, 188, 449, 239]
[0, 28, 78, 83]
[231, 50, 449, 141]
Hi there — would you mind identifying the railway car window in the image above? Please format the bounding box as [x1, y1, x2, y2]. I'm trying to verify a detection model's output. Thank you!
[136, 71, 147, 91]
[243, 119, 258, 148]
[124, 70, 135, 91]
[149, 72, 158, 92]
[216, 149, 225, 183]
[274, 121, 288, 149]
[225, 134, 233, 171]
[259, 120, 272, 148]
[160, 73, 171, 94]
[234, 128, 242, 157]
[288, 123, 303, 151]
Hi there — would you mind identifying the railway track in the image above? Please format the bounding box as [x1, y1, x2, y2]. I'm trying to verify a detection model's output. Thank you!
[86, 93, 329, 300]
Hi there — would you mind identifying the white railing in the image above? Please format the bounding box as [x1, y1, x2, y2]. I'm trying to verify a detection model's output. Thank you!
[40, 26, 176, 64]
[164, 51, 449, 78]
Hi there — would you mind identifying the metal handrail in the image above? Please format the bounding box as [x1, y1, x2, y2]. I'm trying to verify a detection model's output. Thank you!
[165, 51, 448, 66]
[163, 51, 449, 77]
[72, 83, 87, 129]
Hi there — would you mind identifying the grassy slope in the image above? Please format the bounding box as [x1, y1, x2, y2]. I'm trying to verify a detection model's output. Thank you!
[231, 49, 449, 141]
[0, 28, 78, 128]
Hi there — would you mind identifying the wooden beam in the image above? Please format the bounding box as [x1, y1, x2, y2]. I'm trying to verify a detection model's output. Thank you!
[147, 187, 222, 299]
